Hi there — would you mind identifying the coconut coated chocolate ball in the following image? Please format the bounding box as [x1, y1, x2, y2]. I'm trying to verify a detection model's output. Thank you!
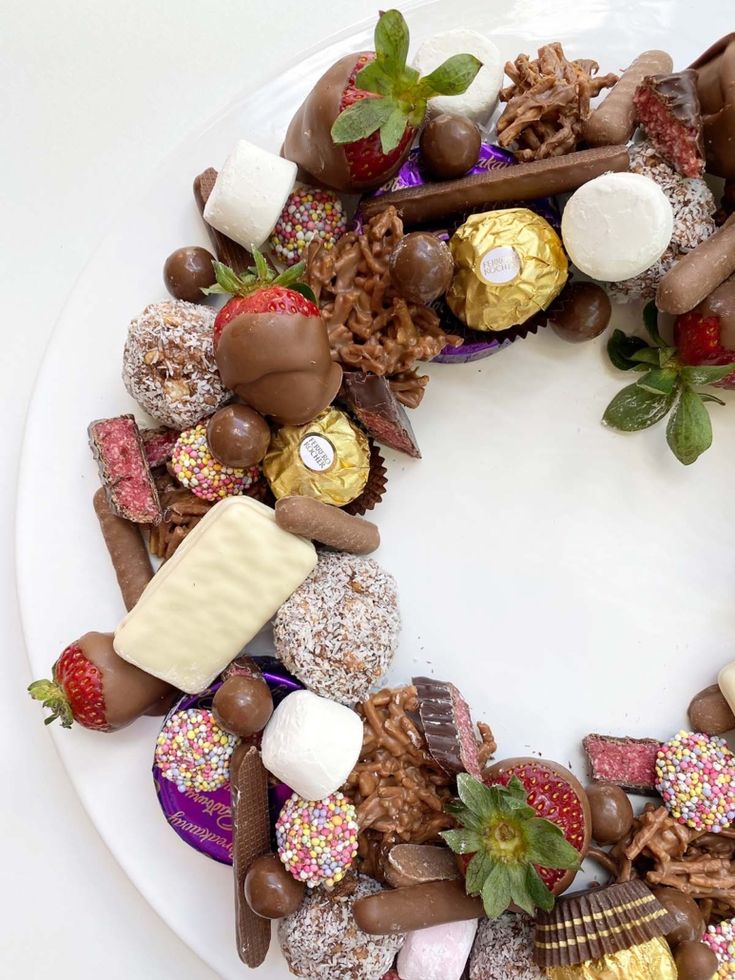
[548, 282, 612, 343]
[586, 783, 634, 844]
[245, 854, 305, 919]
[420, 113, 482, 179]
[163, 246, 216, 302]
[206, 404, 271, 468]
[212, 674, 273, 737]
[388, 232, 454, 305]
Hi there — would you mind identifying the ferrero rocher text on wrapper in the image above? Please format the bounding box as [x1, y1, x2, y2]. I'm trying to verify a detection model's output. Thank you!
[447, 208, 568, 331]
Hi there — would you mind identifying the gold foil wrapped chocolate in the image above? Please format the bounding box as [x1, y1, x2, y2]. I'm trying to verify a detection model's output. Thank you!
[263, 408, 370, 506]
[546, 937, 677, 980]
[447, 207, 568, 331]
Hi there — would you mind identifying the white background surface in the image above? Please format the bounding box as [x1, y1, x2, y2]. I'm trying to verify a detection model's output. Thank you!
[1, 1, 380, 976]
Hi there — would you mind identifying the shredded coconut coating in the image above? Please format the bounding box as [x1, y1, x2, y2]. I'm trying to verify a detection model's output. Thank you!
[278, 875, 403, 979]
[609, 140, 716, 302]
[122, 300, 230, 428]
[273, 552, 400, 706]
[469, 913, 544, 980]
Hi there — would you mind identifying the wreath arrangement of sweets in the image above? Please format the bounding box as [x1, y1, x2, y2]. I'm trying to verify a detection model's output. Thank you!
[26, 10, 735, 979]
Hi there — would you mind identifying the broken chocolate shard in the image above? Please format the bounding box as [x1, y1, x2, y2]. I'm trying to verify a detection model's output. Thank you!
[582, 733, 661, 797]
[140, 425, 180, 469]
[340, 372, 421, 459]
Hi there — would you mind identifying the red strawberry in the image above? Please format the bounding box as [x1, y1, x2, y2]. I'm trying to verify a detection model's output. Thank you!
[29, 632, 173, 732]
[204, 249, 320, 349]
[484, 758, 591, 894]
[674, 311, 735, 387]
[283, 10, 481, 193]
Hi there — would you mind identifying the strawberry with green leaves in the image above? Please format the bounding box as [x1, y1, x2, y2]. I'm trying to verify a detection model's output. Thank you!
[282, 9, 481, 193]
[442, 771, 582, 919]
[603, 302, 735, 465]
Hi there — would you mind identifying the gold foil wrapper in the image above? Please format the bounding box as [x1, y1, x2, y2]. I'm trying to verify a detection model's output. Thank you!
[546, 937, 677, 980]
[447, 207, 568, 331]
[263, 408, 370, 506]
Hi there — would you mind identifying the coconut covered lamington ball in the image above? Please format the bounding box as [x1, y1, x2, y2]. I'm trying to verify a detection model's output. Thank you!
[278, 875, 403, 980]
[273, 552, 400, 705]
[122, 300, 230, 428]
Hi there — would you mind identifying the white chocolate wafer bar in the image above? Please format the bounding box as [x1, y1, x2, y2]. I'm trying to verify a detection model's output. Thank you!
[114, 497, 316, 693]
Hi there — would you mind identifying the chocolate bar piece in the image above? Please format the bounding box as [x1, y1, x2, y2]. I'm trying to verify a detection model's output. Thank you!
[634, 71, 705, 177]
[193, 168, 252, 274]
[230, 744, 271, 968]
[582, 733, 661, 796]
[88, 415, 162, 525]
[340, 372, 421, 459]
[413, 676, 482, 778]
[140, 426, 180, 469]
[93, 488, 153, 611]
[359, 145, 630, 227]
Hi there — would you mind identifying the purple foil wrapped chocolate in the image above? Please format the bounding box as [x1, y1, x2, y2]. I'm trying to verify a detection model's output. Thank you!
[152, 658, 301, 864]
[358, 144, 559, 363]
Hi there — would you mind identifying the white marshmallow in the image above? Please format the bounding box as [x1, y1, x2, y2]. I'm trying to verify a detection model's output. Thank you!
[412, 29, 504, 123]
[397, 919, 478, 980]
[203, 139, 296, 250]
[561, 172, 674, 282]
[260, 690, 363, 800]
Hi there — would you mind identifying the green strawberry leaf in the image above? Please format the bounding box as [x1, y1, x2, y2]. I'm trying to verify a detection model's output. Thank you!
[419, 53, 483, 97]
[456, 772, 500, 818]
[643, 300, 667, 348]
[525, 864, 556, 912]
[201, 260, 253, 296]
[465, 850, 494, 896]
[380, 105, 410, 154]
[441, 828, 482, 854]
[507, 862, 537, 916]
[636, 367, 679, 397]
[680, 363, 735, 385]
[607, 330, 651, 371]
[666, 387, 713, 465]
[700, 392, 727, 406]
[481, 861, 512, 919]
[331, 96, 394, 144]
[629, 348, 666, 367]
[373, 8, 410, 73]
[355, 58, 395, 96]
[525, 817, 581, 870]
[445, 802, 485, 833]
[290, 281, 317, 304]
[603, 382, 677, 431]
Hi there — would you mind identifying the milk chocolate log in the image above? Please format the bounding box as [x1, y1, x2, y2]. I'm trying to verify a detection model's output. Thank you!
[656, 213, 735, 314]
[352, 880, 483, 935]
[359, 145, 630, 226]
[690, 35, 735, 179]
[215, 312, 343, 426]
[93, 488, 153, 611]
[275, 496, 380, 554]
[583, 51, 673, 146]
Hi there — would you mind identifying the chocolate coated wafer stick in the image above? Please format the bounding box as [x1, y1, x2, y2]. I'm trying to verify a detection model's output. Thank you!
[359, 145, 630, 226]
[93, 488, 153, 611]
[193, 168, 252, 274]
[656, 213, 735, 314]
[583, 50, 673, 146]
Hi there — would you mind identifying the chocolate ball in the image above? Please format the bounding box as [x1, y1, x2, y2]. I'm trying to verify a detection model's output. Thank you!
[206, 404, 271, 468]
[688, 684, 735, 735]
[244, 854, 305, 919]
[652, 888, 704, 946]
[586, 783, 633, 844]
[548, 282, 612, 343]
[163, 246, 216, 302]
[212, 675, 273, 737]
[388, 233, 454, 305]
[674, 940, 718, 980]
[420, 114, 482, 180]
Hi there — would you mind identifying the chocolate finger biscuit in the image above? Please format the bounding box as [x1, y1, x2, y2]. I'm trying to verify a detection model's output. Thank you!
[656, 213, 735, 314]
[359, 145, 630, 226]
[352, 880, 483, 935]
[93, 488, 153, 611]
[275, 496, 380, 555]
[583, 50, 673, 146]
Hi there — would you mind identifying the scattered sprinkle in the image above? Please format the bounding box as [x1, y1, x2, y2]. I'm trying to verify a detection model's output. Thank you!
[155, 708, 238, 792]
[276, 791, 358, 888]
[170, 423, 258, 501]
[655, 730, 735, 832]
[270, 188, 347, 266]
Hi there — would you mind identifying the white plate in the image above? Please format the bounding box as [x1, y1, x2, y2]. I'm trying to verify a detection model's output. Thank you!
[17, 1, 735, 976]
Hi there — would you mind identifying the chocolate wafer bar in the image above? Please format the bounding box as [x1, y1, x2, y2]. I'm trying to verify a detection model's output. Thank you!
[88, 414, 162, 525]
[230, 744, 271, 968]
[193, 168, 252, 274]
[582, 733, 661, 796]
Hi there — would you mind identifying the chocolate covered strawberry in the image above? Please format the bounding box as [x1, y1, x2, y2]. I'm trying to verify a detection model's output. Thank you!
[28, 631, 173, 732]
[206, 250, 342, 426]
[283, 9, 481, 193]
[675, 311, 735, 387]
[441, 764, 585, 919]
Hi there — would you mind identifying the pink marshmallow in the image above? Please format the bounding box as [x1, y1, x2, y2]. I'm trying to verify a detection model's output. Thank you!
[397, 918, 478, 980]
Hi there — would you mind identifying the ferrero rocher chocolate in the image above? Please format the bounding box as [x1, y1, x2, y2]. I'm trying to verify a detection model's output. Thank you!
[263, 408, 370, 506]
[546, 937, 677, 979]
[446, 207, 568, 331]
